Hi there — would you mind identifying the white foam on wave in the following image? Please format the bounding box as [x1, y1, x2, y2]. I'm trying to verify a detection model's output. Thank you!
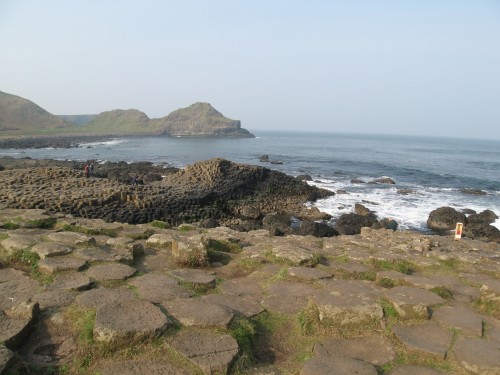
[78, 139, 126, 148]
[309, 179, 500, 231]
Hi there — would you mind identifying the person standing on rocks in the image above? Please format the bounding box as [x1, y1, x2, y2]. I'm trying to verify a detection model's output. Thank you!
[84, 164, 89, 178]
[89, 163, 94, 177]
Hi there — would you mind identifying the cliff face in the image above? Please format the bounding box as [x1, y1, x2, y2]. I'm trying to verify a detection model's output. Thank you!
[0, 91, 254, 138]
[0, 91, 74, 133]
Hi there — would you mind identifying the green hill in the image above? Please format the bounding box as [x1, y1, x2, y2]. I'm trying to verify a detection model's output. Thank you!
[0, 91, 75, 134]
[81, 109, 156, 135]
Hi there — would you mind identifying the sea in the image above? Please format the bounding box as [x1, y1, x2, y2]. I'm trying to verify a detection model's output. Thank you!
[1, 131, 499, 232]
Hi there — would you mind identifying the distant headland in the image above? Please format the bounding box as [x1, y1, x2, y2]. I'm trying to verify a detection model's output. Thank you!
[0, 90, 254, 139]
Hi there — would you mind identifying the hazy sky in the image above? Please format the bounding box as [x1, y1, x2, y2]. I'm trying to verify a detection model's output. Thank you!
[1, 0, 499, 139]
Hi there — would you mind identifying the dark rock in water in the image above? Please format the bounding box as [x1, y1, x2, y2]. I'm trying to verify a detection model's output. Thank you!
[259, 155, 269, 162]
[0, 164, 4, 171]
[351, 178, 366, 184]
[397, 189, 415, 195]
[464, 223, 500, 242]
[335, 213, 377, 235]
[297, 221, 338, 237]
[336, 190, 348, 194]
[372, 218, 398, 231]
[270, 160, 283, 165]
[369, 177, 396, 185]
[296, 174, 313, 181]
[460, 188, 487, 196]
[427, 207, 467, 232]
[355, 203, 375, 217]
[467, 209, 498, 225]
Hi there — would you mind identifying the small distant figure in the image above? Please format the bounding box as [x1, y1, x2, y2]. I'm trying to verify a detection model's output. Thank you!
[84, 164, 89, 178]
[132, 175, 138, 186]
[89, 163, 94, 177]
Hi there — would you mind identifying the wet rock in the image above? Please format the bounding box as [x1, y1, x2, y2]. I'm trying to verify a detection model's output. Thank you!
[392, 322, 453, 358]
[368, 176, 396, 184]
[170, 330, 239, 375]
[93, 299, 169, 346]
[296, 174, 313, 181]
[296, 221, 337, 237]
[427, 206, 466, 232]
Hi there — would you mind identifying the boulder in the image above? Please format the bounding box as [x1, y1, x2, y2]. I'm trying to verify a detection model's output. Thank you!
[467, 209, 498, 224]
[296, 174, 313, 181]
[296, 221, 337, 237]
[368, 176, 396, 184]
[335, 213, 377, 235]
[263, 213, 292, 236]
[427, 206, 466, 232]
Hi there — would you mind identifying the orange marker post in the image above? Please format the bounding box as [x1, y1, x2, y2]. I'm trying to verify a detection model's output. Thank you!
[454, 222, 463, 240]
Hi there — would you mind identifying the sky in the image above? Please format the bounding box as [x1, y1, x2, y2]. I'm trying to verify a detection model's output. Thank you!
[0, 0, 499, 139]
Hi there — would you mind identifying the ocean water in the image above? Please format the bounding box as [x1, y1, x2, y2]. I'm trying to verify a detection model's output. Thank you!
[1, 131, 499, 231]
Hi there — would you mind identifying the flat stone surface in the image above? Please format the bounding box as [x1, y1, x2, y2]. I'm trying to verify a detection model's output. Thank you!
[94, 299, 169, 346]
[481, 279, 500, 300]
[392, 322, 453, 358]
[128, 273, 190, 303]
[32, 290, 76, 310]
[388, 365, 447, 374]
[106, 236, 134, 247]
[1, 234, 39, 253]
[300, 356, 377, 375]
[218, 278, 264, 298]
[46, 231, 95, 246]
[74, 247, 116, 262]
[99, 360, 189, 375]
[314, 334, 395, 366]
[263, 281, 318, 314]
[0, 268, 26, 282]
[0, 302, 39, 349]
[449, 284, 481, 303]
[483, 316, 500, 345]
[162, 298, 234, 328]
[432, 306, 483, 336]
[453, 336, 500, 374]
[334, 261, 370, 274]
[270, 243, 316, 266]
[38, 256, 87, 273]
[30, 241, 74, 259]
[384, 286, 445, 319]
[169, 269, 217, 289]
[171, 330, 239, 375]
[0, 276, 40, 310]
[288, 267, 332, 280]
[86, 263, 137, 281]
[75, 287, 137, 309]
[203, 294, 265, 318]
[49, 273, 93, 291]
[146, 233, 174, 246]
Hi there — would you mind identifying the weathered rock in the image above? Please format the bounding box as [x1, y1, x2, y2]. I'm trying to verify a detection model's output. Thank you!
[335, 213, 377, 235]
[170, 330, 239, 375]
[38, 256, 87, 274]
[202, 294, 265, 318]
[1, 234, 39, 253]
[169, 269, 216, 290]
[427, 206, 466, 232]
[384, 286, 445, 319]
[263, 281, 318, 314]
[368, 176, 396, 184]
[46, 231, 96, 246]
[314, 334, 395, 366]
[296, 221, 337, 237]
[392, 322, 453, 358]
[85, 263, 137, 282]
[75, 287, 136, 309]
[453, 336, 500, 374]
[49, 273, 93, 291]
[300, 356, 377, 375]
[0, 275, 40, 311]
[128, 273, 190, 303]
[268, 243, 318, 266]
[171, 235, 208, 267]
[480, 279, 500, 301]
[145, 233, 174, 247]
[162, 298, 234, 328]
[98, 360, 189, 375]
[0, 302, 39, 349]
[388, 365, 447, 375]
[431, 306, 483, 336]
[32, 290, 76, 310]
[93, 299, 169, 346]
[288, 267, 332, 280]
[30, 242, 74, 259]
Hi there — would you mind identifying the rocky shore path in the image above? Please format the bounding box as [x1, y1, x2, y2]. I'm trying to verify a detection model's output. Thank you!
[1, 208, 499, 374]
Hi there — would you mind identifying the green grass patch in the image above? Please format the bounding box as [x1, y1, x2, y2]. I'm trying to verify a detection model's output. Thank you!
[429, 286, 453, 300]
[63, 223, 117, 237]
[237, 257, 264, 273]
[0, 233, 9, 241]
[207, 238, 242, 254]
[3, 220, 21, 230]
[63, 305, 96, 345]
[150, 220, 170, 229]
[378, 277, 397, 288]
[27, 217, 56, 229]
[358, 270, 377, 281]
[178, 224, 196, 233]
[369, 259, 416, 275]
[297, 301, 321, 335]
[474, 297, 500, 319]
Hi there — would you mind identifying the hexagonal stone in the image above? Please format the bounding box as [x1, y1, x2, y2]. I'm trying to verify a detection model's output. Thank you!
[314, 335, 395, 366]
[392, 322, 453, 358]
[384, 286, 444, 319]
[263, 281, 318, 314]
[93, 299, 169, 346]
[46, 232, 95, 246]
[169, 269, 216, 289]
[432, 306, 483, 336]
[75, 287, 137, 309]
[0, 268, 25, 283]
[1, 234, 39, 253]
[288, 267, 332, 280]
[38, 257, 87, 274]
[300, 356, 377, 375]
[86, 263, 136, 282]
[98, 360, 190, 375]
[202, 294, 265, 318]
[162, 298, 234, 328]
[0, 276, 41, 311]
[0, 302, 39, 349]
[453, 336, 500, 374]
[171, 330, 239, 375]
[388, 365, 447, 375]
[128, 273, 190, 303]
[269, 244, 316, 266]
[146, 233, 174, 246]
[49, 273, 93, 291]
[74, 247, 115, 262]
[32, 290, 76, 310]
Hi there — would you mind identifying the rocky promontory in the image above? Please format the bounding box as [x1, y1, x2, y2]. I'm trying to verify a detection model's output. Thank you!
[0, 208, 499, 374]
